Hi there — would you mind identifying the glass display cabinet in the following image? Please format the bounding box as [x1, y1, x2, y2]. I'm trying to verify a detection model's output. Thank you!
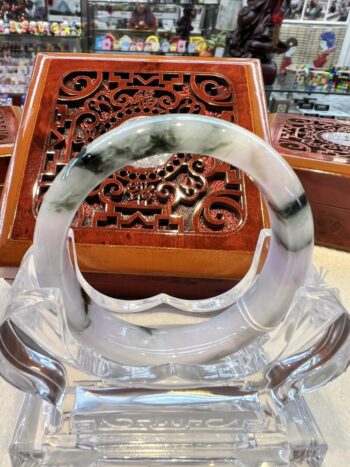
[0, 0, 84, 105]
[87, 0, 219, 55]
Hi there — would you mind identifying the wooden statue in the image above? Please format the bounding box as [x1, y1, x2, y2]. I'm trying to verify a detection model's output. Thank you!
[226, 0, 289, 85]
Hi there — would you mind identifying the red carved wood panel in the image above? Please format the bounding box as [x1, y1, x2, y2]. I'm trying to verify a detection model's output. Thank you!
[270, 113, 350, 167]
[0, 55, 269, 278]
[0, 106, 21, 154]
[270, 113, 350, 252]
[30, 70, 244, 237]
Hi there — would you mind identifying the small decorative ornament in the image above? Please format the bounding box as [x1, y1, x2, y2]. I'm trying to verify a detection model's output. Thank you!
[187, 42, 196, 53]
[129, 40, 137, 52]
[169, 40, 178, 52]
[160, 39, 170, 53]
[50, 21, 59, 36]
[313, 30, 336, 69]
[120, 34, 132, 52]
[29, 20, 37, 34]
[177, 39, 187, 53]
[113, 38, 120, 51]
[145, 34, 159, 52]
[189, 35, 205, 51]
[136, 39, 144, 51]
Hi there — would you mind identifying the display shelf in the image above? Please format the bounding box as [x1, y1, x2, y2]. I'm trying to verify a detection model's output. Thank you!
[0, 33, 81, 40]
[87, 0, 214, 55]
[267, 92, 350, 120]
[266, 84, 350, 95]
[93, 49, 199, 56]
[0, 32, 83, 102]
[93, 28, 204, 34]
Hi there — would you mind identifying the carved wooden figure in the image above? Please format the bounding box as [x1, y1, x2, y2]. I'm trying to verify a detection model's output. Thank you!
[226, 0, 289, 84]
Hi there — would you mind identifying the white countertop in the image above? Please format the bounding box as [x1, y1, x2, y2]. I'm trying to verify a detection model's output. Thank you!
[0, 245, 349, 466]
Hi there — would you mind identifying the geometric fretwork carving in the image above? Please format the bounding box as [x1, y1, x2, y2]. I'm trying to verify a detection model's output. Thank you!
[276, 116, 350, 163]
[0, 108, 9, 141]
[35, 70, 245, 234]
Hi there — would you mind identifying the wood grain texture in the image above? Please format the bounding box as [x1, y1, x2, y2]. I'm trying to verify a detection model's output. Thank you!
[0, 106, 21, 156]
[0, 106, 21, 199]
[270, 113, 350, 251]
[269, 113, 350, 176]
[311, 203, 350, 251]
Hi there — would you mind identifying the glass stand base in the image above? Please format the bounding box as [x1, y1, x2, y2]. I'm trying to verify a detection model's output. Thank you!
[10, 387, 327, 466]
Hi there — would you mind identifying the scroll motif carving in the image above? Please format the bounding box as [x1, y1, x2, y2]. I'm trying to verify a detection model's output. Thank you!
[0, 109, 9, 141]
[36, 70, 245, 234]
[276, 116, 350, 163]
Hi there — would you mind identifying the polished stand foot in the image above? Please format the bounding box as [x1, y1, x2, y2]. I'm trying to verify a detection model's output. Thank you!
[10, 386, 326, 466]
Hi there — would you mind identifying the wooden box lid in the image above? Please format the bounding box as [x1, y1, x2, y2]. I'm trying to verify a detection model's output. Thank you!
[270, 113, 350, 251]
[0, 54, 269, 280]
[269, 113, 350, 176]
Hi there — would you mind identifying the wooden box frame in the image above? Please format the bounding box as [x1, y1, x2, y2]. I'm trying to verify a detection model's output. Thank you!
[0, 54, 269, 280]
[270, 113, 350, 251]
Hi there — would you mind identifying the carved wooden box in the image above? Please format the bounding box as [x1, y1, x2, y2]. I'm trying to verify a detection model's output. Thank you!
[270, 113, 350, 251]
[0, 54, 269, 290]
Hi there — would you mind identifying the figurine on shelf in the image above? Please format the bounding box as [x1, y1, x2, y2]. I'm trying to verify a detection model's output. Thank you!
[128, 3, 157, 31]
[29, 20, 38, 35]
[144, 35, 160, 52]
[226, 0, 289, 85]
[71, 20, 81, 37]
[136, 39, 144, 52]
[37, 20, 44, 35]
[313, 31, 336, 68]
[120, 35, 132, 52]
[169, 37, 179, 52]
[160, 38, 170, 53]
[0, 0, 33, 22]
[9, 20, 17, 33]
[338, 3, 349, 22]
[177, 39, 187, 53]
[102, 33, 116, 51]
[188, 36, 205, 54]
[279, 37, 298, 75]
[305, 0, 323, 20]
[43, 21, 50, 35]
[50, 22, 59, 36]
[19, 19, 29, 34]
[176, 6, 196, 43]
[59, 20, 70, 36]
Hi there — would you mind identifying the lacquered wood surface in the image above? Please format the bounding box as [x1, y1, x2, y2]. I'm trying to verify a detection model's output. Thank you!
[311, 203, 350, 251]
[0, 106, 21, 198]
[269, 113, 350, 176]
[270, 113, 350, 252]
[0, 54, 269, 279]
[0, 106, 21, 157]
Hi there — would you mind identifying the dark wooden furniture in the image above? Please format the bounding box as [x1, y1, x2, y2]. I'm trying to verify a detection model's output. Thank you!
[270, 113, 350, 251]
[0, 54, 270, 297]
[0, 106, 21, 198]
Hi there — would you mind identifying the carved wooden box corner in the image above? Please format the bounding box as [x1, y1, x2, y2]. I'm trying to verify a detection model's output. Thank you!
[270, 113, 350, 251]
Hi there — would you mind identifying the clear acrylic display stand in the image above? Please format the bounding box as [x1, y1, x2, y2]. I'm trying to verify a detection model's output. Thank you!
[1, 115, 349, 466]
